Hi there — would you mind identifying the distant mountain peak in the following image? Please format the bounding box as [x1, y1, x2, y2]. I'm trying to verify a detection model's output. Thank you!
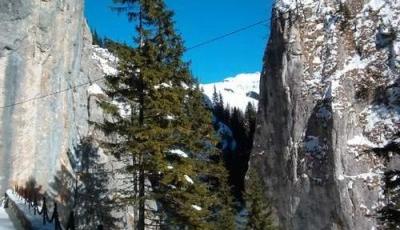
[201, 72, 260, 111]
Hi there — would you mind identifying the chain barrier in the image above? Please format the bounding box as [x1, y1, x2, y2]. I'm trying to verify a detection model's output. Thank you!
[13, 185, 75, 230]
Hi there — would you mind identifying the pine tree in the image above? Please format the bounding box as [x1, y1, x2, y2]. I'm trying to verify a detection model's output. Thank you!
[92, 29, 104, 47]
[223, 104, 231, 124]
[212, 88, 225, 122]
[370, 135, 400, 229]
[179, 83, 236, 229]
[212, 85, 219, 106]
[379, 170, 400, 229]
[244, 168, 276, 230]
[244, 102, 257, 149]
[74, 138, 117, 229]
[211, 161, 236, 230]
[218, 93, 224, 109]
[94, 0, 235, 229]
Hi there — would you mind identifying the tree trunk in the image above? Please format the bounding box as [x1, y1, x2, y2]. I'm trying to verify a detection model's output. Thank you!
[138, 165, 145, 230]
[137, 7, 146, 230]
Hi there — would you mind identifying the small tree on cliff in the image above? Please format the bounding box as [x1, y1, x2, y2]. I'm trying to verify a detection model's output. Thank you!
[244, 168, 276, 230]
[244, 102, 256, 146]
[379, 170, 400, 229]
[370, 134, 400, 229]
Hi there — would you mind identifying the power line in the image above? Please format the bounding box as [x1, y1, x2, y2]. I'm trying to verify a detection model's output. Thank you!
[0, 77, 106, 109]
[0, 18, 270, 110]
[186, 19, 268, 51]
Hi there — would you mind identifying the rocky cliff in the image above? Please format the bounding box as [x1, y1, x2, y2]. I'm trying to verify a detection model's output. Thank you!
[0, 0, 114, 195]
[251, 0, 400, 229]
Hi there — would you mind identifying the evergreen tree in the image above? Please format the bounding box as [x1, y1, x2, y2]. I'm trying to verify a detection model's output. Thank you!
[74, 138, 117, 229]
[244, 102, 257, 147]
[244, 168, 276, 230]
[92, 29, 104, 47]
[212, 85, 219, 106]
[379, 170, 400, 229]
[212, 89, 225, 122]
[218, 93, 224, 107]
[211, 162, 236, 230]
[184, 84, 236, 229]
[93, 0, 235, 229]
[228, 108, 247, 198]
[223, 104, 231, 124]
[371, 135, 400, 229]
[211, 98, 259, 201]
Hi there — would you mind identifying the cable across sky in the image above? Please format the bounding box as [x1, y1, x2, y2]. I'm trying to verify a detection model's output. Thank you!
[0, 18, 271, 110]
[186, 19, 268, 51]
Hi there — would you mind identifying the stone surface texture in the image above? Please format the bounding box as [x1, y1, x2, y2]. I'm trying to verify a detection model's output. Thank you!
[250, 0, 400, 229]
[0, 0, 116, 194]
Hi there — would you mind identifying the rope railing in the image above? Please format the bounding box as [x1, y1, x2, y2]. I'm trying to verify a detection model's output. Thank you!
[12, 185, 75, 230]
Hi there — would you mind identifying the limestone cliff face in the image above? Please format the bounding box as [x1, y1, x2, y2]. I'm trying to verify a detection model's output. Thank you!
[0, 0, 112, 194]
[251, 0, 400, 229]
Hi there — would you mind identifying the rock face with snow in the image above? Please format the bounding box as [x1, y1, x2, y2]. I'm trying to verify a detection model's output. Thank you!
[250, 0, 400, 229]
[201, 72, 260, 111]
[0, 0, 115, 195]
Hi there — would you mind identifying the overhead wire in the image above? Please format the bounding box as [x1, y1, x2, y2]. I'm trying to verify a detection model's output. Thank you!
[0, 77, 106, 109]
[0, 18, 270, 110]
[186, 19, 268, 51]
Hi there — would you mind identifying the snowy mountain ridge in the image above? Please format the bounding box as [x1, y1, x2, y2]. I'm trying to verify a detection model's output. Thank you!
[88, 46, 261, 113]
[200, 72, 260, 111]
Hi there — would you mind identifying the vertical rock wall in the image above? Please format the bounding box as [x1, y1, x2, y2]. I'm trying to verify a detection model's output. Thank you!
[251, 0, 400, 229]
[0, 0, 105, 194]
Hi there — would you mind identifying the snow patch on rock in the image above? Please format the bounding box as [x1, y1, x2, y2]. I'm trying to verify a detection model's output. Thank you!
[87, 83, 104, 96]
[91, 45, 118, 76]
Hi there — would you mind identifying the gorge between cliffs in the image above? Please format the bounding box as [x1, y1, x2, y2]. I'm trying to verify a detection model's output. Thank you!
[0, 0, 399, 229]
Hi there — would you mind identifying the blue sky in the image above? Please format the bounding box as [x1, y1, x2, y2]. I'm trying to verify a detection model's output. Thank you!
[85, 0, 273, 83]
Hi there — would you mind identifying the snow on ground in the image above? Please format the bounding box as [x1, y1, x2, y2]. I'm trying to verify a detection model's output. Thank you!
[6, 190, 54, 230]
[200, 72, 260, 111]
[0, 199, 15, 230]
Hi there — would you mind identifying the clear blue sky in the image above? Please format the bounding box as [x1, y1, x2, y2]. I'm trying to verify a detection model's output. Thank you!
[84, 0, 273, 83]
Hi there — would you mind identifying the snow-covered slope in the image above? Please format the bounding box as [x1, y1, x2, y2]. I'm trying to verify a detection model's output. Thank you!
[201, 72, 260, 111]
